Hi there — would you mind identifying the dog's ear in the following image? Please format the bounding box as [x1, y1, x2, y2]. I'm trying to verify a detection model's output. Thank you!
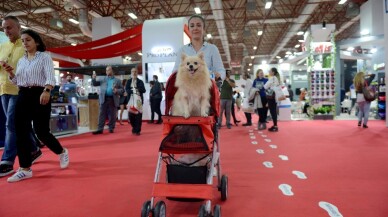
[181, 53, 187, 62]
[198, 52, 204, 60]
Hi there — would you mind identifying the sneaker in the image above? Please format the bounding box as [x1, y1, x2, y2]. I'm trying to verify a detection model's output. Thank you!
[31, 149, 43, 165]
[92, 130, 103, 135]
[59, 148, 69, 169]
[0, 164, 14, 177]
[7, 168, 32, 183]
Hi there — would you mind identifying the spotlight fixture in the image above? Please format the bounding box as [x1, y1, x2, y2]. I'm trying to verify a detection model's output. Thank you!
[194, 7, 201, 14]
[128, 12, 137, 19]
[257, 30, 263, 36]
[265, 1, 272, 9]
[253, 46, 257, 50]
[322, 21, 326, 29]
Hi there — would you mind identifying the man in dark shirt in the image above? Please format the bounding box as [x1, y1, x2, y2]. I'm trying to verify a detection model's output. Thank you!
[218, 71, 236, 129]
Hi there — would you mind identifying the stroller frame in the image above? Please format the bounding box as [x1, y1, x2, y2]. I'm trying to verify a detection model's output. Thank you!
[141, 116, 228, 217]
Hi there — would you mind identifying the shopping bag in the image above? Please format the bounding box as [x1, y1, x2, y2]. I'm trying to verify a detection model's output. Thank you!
[127, 93, 143, 114]
[273, 86, 286, 101]
[242, 98, 255, 113]
[362, 83, 375, 102]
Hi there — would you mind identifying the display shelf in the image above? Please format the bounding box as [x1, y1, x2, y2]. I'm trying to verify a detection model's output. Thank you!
[377, 79, 386, 120]
[51, 103, 78, 136]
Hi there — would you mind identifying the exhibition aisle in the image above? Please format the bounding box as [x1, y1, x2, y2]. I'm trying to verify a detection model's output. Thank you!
[0, 117, 387, 217]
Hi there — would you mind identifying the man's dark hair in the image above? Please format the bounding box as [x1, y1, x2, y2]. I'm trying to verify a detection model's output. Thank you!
[21, 29, 46, 52]
[3, 16, 20, 24]
[153, 75, 158, 80]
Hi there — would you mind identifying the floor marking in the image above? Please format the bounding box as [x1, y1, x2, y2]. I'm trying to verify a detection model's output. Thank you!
[251, 141, 258, 145]
[319, 201, 343, 217]
[250, 136, 256, 139]
[278, 184, 294, 196]
[264, 139, 272, 143]
[249, 133, 254, 136]
[261, 135, 267, 138]
[269, 144, 277, 149]
[256, 149, 264, 154]
[263, 161, 273, 168]
[292, 171, 307, 179]
[278, 155, 288, 160]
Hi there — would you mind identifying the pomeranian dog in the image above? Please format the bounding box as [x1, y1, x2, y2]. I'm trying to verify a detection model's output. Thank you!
[172, 52, 212, 118]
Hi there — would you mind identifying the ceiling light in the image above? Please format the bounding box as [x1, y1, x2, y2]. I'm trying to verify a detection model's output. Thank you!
[276, 56, 281, 59]
[206, 33, 212, 39]
[262, 60, 267, 64]
[249, 63, 252, 66]
[295, 44, 301, 48]
[138, 52, 143, 56]
[20, 25, 28, 29]
[257, 30, 263, 36]
[69, 18, 79, 24]
[322, 21, 326, 29]
[71, 43, 77, 46]
[360, 29, 370, 36]
[251, 56, 254, 59]
[286, 51, 292, 55]
[298, 39, 305, 43]
[128, 13, 137, 19]
[370, 48, 377, 53]
[297, 31, 304, 35]
[194, 7, 201, 14]
[338, 0, 347, 4]
[253, 46, 257, 50]
[247, 68, 251, 71]
[265, 1, 272, 9]
[279, 59, 283, 63]
[347, 47, 354, 51]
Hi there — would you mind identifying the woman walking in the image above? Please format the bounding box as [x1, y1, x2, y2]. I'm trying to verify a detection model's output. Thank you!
[4, 29, 69, 182]
[353, 72, 375, 128]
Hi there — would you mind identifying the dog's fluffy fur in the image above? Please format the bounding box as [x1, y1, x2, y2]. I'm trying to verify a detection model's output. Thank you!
[172, 52, 212, 118]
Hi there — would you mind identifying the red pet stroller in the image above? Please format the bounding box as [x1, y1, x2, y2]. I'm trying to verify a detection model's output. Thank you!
[140, 73, 228, 217]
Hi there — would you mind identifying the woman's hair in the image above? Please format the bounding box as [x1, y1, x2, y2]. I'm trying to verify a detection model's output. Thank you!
[21, 29, 46, 52]
[271, 67, 281, 83]
[122, 79, 127, 86]
[256, 69, 263, 78]
[353, 71, 365, 92]
[188, 14, 205, 28]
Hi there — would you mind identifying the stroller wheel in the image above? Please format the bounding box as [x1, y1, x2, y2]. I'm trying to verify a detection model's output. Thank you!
[213, 205, 221, 217]
[154, 201, 166, 217]
[140, 200, 152, 217]
[221, 175, 228, 201]
[198, 204, 208, 217]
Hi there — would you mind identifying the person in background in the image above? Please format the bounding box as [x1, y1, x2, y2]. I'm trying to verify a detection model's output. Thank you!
[264, 67, 281, 132]
[252, 69, 268, 130]
[4, 29, 69, 182]
[0, 16, 42, 178]
[288, 84, 294, 101]
[218, 71, 236, 129]
[353, 72, 375, 128]
[149, 75, 163, 124]
[299, 88, 310, 116]
[126, 68, 146, 135]
[92, 66, 124, 134]
[229, 90, 241, 126]
[118, 79, 128, 125]
[235, 91, 242, 111]
[241, 73, 253, 126]
[349, 83, 358, 116]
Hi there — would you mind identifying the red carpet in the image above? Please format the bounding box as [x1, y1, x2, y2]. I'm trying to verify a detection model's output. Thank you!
[1, 112, 388, 217]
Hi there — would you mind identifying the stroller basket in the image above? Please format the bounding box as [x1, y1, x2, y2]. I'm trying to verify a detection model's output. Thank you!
[160, 116, 215, 154]
[167, 164, 207, 184]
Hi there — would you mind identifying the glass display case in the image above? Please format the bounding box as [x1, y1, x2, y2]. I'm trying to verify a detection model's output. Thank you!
[50, 103, 78, 136]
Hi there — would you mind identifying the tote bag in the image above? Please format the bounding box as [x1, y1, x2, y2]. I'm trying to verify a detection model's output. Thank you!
[363, 82, 375, 102]
[127, 93, 143, 114]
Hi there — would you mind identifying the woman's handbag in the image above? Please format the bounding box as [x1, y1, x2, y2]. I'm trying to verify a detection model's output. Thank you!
[363, 83, 375, 102]
[127, 93, 143, 114]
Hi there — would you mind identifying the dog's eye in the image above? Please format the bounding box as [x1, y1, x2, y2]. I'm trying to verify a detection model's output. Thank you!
[186, 62, 190, 65]
[194, 62, 198, 65]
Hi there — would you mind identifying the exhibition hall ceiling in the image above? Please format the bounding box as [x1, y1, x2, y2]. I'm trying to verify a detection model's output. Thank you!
[0, 0, 367, 70]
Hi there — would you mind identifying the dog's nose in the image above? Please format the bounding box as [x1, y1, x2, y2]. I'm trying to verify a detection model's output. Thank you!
[189, 65, 194, 69]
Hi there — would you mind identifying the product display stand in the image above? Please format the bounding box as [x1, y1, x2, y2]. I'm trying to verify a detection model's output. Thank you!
[378, 78, 386, 120]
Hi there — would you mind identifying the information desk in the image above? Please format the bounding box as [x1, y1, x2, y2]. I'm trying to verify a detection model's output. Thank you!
[50, 103, 78, 136]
